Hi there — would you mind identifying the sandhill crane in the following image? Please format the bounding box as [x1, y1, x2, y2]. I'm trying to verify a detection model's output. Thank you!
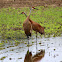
[21, 12, 45, 40]
[21, 7, 38, 47]
[21, 11, 45, 52]
[24, 49, 45, 62]
[22, 8, 32, 46]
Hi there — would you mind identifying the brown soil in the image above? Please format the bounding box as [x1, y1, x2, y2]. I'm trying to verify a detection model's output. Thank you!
[0, 0, 62, 8]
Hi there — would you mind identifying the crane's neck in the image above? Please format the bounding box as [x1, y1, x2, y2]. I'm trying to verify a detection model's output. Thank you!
[29, 8, 32, 16]
[24, 8, 32, 17]
[24, 13, 27, 17]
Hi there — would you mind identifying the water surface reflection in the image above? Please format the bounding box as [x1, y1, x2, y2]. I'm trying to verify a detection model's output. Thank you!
[24, 49, 45, 62]
[0, 37, 62, 62]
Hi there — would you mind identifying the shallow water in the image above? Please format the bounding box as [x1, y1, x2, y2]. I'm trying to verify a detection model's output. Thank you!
[0, 36, 62, 62]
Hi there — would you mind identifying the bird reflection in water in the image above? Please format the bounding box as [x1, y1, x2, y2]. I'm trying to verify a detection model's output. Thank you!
[24, 50, 32, 62]
[24, 49, 45, 62]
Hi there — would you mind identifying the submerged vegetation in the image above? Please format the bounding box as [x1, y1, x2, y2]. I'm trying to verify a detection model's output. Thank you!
[0, 6, 62, 39]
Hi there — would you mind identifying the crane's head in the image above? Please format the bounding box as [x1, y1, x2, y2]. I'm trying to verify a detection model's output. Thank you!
[29, 7, 38, 11]
[29, 7, 38, 15]
[20, 7, 38, 16]
[32, 7, 38, 10]
[20, 12, 27, 17]
[21, 12, 25, 14]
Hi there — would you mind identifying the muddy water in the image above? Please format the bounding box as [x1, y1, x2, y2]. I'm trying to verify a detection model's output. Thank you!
[0, 36, 62, 62]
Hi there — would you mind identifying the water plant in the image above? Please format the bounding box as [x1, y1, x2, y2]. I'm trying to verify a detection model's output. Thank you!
[0, 6, 62, 39]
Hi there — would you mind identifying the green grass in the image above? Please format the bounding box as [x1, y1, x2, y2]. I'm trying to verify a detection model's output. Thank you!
[0, 6, 62, 39]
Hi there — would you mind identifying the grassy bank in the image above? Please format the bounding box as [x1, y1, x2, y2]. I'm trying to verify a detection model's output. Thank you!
[0, 6, 62, 39]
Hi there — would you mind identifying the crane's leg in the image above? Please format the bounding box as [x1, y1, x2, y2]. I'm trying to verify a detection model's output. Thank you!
[36, 32, 37, 53]
[44, 32, 45, 37]
[27, 36, 29, 50]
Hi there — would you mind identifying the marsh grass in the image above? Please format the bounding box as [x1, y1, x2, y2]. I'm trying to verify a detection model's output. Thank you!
[0, 6, 62, 39]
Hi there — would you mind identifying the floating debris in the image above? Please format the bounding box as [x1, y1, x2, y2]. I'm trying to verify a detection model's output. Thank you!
[32, 42, 34, 43]
[10, 49, 14, 51]
[7, 46, 14, 48]
[54, 49, 56, 51]
[0, 56, 7, 60]
[1, 41, 5, 43]
[9, 58, 12, 60]
[24, 42, 27, 44]
[39, 43, 41, 44]
[27, 44, 32, 47]
[19, 47, 23, 48]
[18, 57, 22, 59]
[0, 47, 5, 50]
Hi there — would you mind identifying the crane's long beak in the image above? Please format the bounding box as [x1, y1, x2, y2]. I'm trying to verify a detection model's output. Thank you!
[32, 7, 39, 10]
[34, 8, 39, 10]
